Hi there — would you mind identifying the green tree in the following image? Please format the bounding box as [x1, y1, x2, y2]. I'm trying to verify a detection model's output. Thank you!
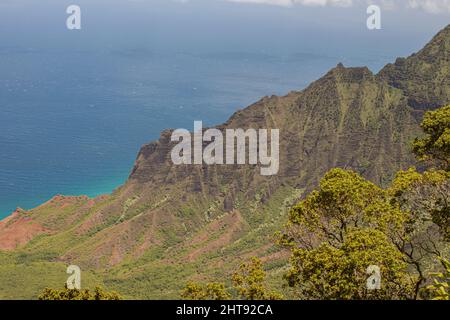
[232, 257, 283, 300]
[391, 105, 450, 295]
[181, 257, 282, 300]
[181, 282, 231, 300]
[281, 169, 416, 300]
[388, 168, 450, 296]
[413, 105, 450, 170]
[427, 258, 450, 300]
[38, 285, 122, 300]
[286, 229, 414, 299]
[390, 167, 449, 244]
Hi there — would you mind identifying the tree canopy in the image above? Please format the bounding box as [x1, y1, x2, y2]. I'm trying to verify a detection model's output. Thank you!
[181, 257, 282, 300]
[413, 105, 450, 170]
[38, 285, 122, 300]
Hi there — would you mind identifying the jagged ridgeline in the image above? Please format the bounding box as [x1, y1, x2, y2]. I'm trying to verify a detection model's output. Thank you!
[0, 25, 449, 299]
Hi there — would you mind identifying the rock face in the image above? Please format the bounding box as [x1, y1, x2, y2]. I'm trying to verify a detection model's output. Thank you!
[0, 25, 449, 299]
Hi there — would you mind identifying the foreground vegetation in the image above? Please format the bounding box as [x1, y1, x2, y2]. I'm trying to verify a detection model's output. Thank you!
[39, 285, 122, 300]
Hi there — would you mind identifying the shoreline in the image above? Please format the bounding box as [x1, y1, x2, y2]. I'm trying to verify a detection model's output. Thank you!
[0, 175, 126, 221]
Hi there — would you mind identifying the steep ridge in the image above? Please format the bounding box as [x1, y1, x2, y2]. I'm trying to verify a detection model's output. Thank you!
[0, 25, 449, 299]
[378, 24, 450, 109]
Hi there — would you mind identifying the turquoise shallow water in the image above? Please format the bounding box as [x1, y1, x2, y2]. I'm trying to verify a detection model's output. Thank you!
[1, 1, 448, 219]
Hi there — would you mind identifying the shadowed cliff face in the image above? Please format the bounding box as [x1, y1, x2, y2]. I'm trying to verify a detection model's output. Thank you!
[0, 25, 449, 299]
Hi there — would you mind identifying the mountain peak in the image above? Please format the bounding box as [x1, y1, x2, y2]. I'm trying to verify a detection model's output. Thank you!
[321, 64, 374, 84]
[378, 24, 450, 110]
[430, 23, 450, 41]
[414, 24, 450, 61]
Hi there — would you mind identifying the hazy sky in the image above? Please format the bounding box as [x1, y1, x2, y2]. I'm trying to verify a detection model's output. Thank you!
[0, 0, 449, 63]
[218, 0, 450, 14]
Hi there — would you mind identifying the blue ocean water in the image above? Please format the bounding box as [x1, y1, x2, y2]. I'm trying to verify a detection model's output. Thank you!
[1, 1, 448, 219]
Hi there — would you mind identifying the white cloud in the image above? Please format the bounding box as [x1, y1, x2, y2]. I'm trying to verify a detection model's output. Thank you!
[407, 0, 450, 13]
[226, 0, 353, 7]
[224, 0, 450, 13]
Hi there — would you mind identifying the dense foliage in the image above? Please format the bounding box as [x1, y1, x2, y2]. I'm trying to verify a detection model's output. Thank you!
[413, 105, 450, 170]
[38, 285, 122, 300]
[280, 169, 417, 299]
[181, 257, 282, 300]
[427, 258, 450, 300]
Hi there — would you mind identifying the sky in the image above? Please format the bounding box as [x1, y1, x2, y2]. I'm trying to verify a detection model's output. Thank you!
[1, 0, 448, 54]
[177, 0, 450, 13]
[204, 0, 449, 12]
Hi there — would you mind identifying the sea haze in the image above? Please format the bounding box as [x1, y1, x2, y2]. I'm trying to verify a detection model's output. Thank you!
[0, 0, 448, 218]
